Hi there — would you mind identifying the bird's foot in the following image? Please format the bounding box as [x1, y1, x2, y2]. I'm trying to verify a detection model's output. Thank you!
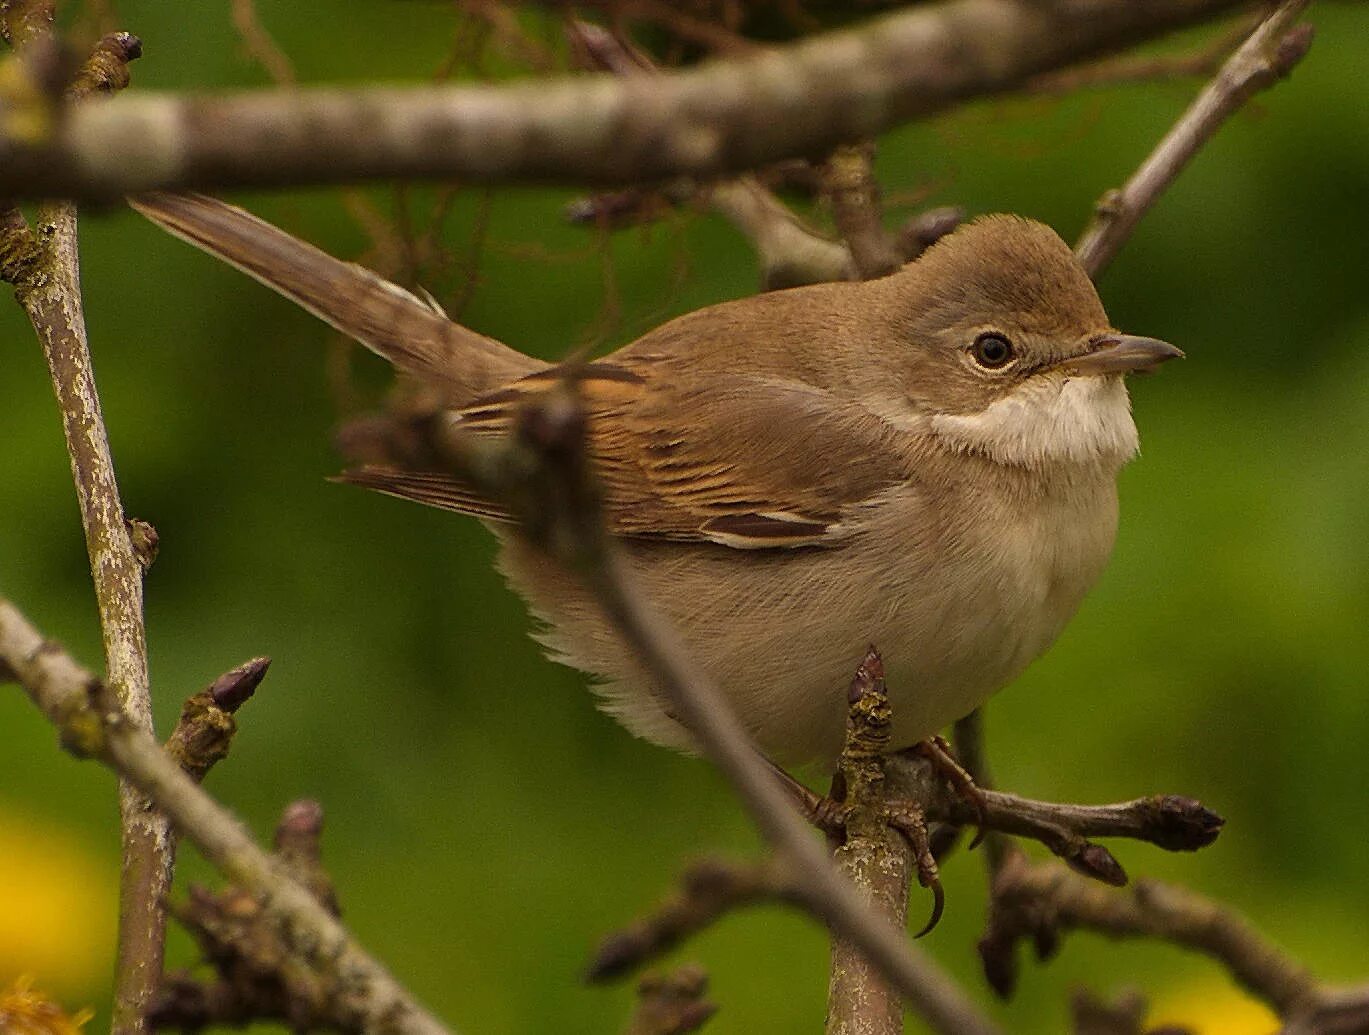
[903, 734, 989, 848]
[766, 758, 946, 935]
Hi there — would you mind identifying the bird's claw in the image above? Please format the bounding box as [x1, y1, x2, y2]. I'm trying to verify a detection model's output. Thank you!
[888, 800, 944, 937]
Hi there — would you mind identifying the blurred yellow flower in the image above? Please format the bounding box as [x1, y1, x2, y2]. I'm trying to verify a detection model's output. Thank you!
[0, 806, 116, 993]
[0, 975, 92, 1034]
[1149, 980, 1278, 1034]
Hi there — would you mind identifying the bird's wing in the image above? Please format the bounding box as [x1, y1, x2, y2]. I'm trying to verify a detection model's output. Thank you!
[340, 357, 913, 549]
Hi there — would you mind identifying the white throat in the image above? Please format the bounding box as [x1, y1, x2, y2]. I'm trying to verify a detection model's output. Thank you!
[929, 375, 1138, 469]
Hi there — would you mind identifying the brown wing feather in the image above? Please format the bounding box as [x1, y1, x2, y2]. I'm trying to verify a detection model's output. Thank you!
[343, 357, 913, 549]
[333, 467, 512, 521]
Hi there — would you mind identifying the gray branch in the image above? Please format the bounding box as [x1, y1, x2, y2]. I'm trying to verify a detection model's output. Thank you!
[1075, 0, 1314, 277]
[0, 0, 1250, 199]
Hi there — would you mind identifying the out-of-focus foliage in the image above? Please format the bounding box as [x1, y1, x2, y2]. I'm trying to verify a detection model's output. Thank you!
[1, 3, 1366, 1032]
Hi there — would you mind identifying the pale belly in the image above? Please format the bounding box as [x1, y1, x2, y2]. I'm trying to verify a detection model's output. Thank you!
[495, 477, 1119, 767]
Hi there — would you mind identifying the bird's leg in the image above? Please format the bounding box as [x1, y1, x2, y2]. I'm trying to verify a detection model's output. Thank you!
[903, 734, 989, 847]
[764, 758, 849, 837]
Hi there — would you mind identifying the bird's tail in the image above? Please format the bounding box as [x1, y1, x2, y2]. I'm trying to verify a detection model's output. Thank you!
[129, 192, 542, 402]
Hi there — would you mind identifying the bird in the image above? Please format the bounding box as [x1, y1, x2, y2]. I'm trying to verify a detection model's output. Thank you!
[131, 192, 1181, 767]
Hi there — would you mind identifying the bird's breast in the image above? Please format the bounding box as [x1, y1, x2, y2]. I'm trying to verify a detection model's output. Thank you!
[494, 468, 1121, 766]
[874, 470, 1120, 750]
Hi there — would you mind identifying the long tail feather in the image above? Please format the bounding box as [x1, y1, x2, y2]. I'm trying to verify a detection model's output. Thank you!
[130, 191, 543, 402]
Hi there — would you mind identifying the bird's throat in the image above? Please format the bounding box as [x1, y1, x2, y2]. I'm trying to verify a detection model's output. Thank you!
[927, 375, 1139, 469]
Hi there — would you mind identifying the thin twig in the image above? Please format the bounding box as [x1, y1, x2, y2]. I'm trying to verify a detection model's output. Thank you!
[0, 16, 160, 1032]
[707, 177, 854, 289]
[0, 598, 453, 1035]
[894, 206, 966, 263]
[1069, 989, 1158, 1035]
[785, 744, 1221, 888]
[152, 801, 352, 1031]
[565, 19, 853, 291]
[1029, 16, 1256, 95]
[228, 0, 297, 86]
[1075, 0, 1314, 277]
[821, 144, 902, 280]
[587, 857, 798, 983]
[964, 789, 1224, 853]
[978, 847, 1362, 1027]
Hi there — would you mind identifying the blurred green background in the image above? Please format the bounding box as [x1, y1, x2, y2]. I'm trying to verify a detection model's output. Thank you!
[2, 3, 1367, 1032]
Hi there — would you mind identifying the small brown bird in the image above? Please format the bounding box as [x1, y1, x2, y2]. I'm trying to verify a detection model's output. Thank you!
[132, 193, 1180, 765]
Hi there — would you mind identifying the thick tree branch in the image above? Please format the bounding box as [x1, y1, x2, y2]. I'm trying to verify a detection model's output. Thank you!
[1075, 0, 1314, 277]
[0, 598, 453, 1035]
[0, 0, 1253, 199]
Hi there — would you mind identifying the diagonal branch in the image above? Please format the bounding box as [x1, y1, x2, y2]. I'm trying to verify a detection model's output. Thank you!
[1075, 0, 1314, 278]
[0, 598, 453, 1035]
[0, 0, 1252, 199]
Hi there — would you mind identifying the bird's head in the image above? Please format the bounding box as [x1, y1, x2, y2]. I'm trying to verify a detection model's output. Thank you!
[870, 214, 1182, 470]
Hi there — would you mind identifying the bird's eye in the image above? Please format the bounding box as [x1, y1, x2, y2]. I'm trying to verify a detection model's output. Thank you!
[970, 332, 1015, 370]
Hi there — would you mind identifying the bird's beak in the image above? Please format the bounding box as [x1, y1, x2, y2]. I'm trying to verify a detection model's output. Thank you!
[1054, 334, 1185, 377]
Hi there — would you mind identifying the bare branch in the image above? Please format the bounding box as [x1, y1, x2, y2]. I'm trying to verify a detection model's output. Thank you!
[0, 16, 161, 1032]
[587, 857, 797, 983]
[976, 846, 1369, 1030]
[565, 19, 853, 291]
[907, 774, 1224, 887]
[1069, 988, 1173, 1035]
[821, 144, 902, 280]
[707, 177, 854, 289]
[0, 0, 1253, 199]
[894, 206, 966, 264]
[1075, 0, 1314, 278]
[228, 0, 296, 86]
[151, 800, 353, 1031]
[1029, 15, 1256, 95]
[965, 790, 1223, 854]
[0, 599, 453, 1035]
[784, 744, 1221, 890]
